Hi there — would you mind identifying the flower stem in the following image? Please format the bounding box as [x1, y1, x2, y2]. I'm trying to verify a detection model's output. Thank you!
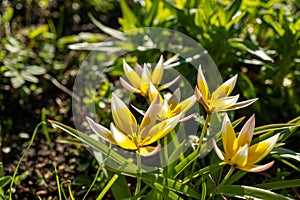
[135, 152, 142, 196]
[218, 166, 235, 189]
[197, 113, 211, 151]
[189, 114, 211, 179]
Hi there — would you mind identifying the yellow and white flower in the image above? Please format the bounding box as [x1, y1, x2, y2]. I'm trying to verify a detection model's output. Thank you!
[213, 114, 280, 172]
[87, 93, 181, 156]
[195, 65, 258, 114]
[120, 56, 179, 97]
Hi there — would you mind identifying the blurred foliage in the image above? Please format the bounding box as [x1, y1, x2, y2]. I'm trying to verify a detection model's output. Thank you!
[110, 0, 300, 124]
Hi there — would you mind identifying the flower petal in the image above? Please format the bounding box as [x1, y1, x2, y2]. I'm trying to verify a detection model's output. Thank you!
[140, 95, 160, 129]
[237, 114, 255, 147]
[176, 94, 197, 113]
[140, 65, 151, 95]
[158, 76, 180, 90]
[222, 115, 237, 158]
[134, 63, 143, 76]
[110, 123, 137, 150]
[226, 98, 258, 111]
[111, 93, 138, 136]
[148, 81, 162, 103]
[119, 77, 141, 93]
[194, 86, 210, 112]
[142, 114, 181, 146]
[212, 139, 225, 161]
[239, 161, 274, 172]
[151, 55, 164, 85]
[197, 65, 210, 102]
[86, 117, 115, 143]
[123, 59, 141, 88]
[138, 144, 161, 156]
[231, 144, 248, 167]
[168, 88, 181, 109]
[212, 95, 239, 112]
[247, 133, 280, 165]
[212, 74, 237, 99]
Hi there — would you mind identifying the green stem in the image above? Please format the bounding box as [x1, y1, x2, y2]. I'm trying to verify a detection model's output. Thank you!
[198, 113, 211, 150]
[135, 152, 142, 195]
[188, 114, 211, 182]
[218, 166, 235, 189]
[9, 122, 44, 200]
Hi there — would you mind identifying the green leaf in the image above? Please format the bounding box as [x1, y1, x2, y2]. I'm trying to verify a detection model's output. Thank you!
[20, 72, 39, 83]
[271, 147, 300, 163]
[145, 0, 160, 26]
[48, 120, 138, 171]
[25, 66, 46, 75]
[238, 73, 256, 99]
[219, 185, 293, 200]
[0, 176, 12, 188]
[228, 38, 274, 62]
[254, 123, 298, 135]
[108, 172, 131, 200]
[11, 75, 25, 88]
[88, 13, 125, 41]
[14, 171, 30, 186]
[28, 25, 49, 39]
[119, 0, 138, 31]
[3, 7, 14, 23]
[256, 179, 300, 190]
[150, 182, 184, 200]
[224, 0, 242, 23]
[138, 173, 200, 199]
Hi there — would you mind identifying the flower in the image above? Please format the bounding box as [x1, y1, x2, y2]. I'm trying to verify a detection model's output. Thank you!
[146, 82, 196, 121]
[194, 65, 258, 114]
[120, 56, 179, 97]
[213, 114, 280, 172]
[87, 93, 181, 156]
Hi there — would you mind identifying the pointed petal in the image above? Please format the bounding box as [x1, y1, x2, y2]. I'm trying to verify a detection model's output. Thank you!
[111, 93, 138, 136]
[239, 161, 274, 172]
[237, 115, 255, 147]
[197, 65, 210, 101]
[158, 76, 180, 90]
[168, 88, 181, 109]
[134, 63, 143, 76]
[212, 139, 225, 161]
[226, 98, 258, 111]
[212, 95, 239, 112]
[195, 86, 210, 112]
[140, 96, 160, 129]
[158, 99, 170, 120]
[212, 74, 238, 98]
[247, 133, 280, 165]
[140, 66, 151, 95]
[123, 59, 141, 88]
[177, 95, 197, 113]
[179, 113, 196, 122]
[151, 55, 164, 85]
[138, 144, 161, 157]
[142, 114, 181, 146]
[86, 117, 115, 143]
[130, 104, 146, 116]
[222, 115, 237, 158]
[148, 81, 162, 103]
[231, 144, 248, 167]
[110, 123, 137, 150]
[119, 78, 141, 93]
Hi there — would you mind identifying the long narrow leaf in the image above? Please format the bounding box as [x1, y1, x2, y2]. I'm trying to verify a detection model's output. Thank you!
[48, 120, 137, 171]
[219, 185, 293, 200]
[256, 179, 300, 190]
